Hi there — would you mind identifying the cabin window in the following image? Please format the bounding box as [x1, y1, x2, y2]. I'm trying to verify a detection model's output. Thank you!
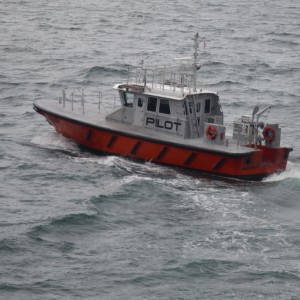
[138, 97, 143, 107]
[147, 97, 157, 112]
[207, 116, 215, 124]
[159, 99, 170, 114]
[123, 92, 134, 107]
[196, 102, 201, 113]
[205, 99, 210, 113]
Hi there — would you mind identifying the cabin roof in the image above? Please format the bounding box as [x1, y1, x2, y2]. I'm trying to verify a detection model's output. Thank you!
[113, 83, 218, 100]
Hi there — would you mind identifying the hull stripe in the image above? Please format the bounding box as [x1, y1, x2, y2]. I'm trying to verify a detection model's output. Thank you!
[156, 146, 168, 161]
[130, 141, 142, 155]
[184, 152, 197, 165]
[85, 129, 93, 141]
[213, 158, 226, 170]
[107, 135, 117, 148]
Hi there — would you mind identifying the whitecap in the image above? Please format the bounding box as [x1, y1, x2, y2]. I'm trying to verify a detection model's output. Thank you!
[31, 132, 79, 152]
[264, 162, 300, 182]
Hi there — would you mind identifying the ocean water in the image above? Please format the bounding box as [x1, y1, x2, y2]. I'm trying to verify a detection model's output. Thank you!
[1, 0, 300, 299]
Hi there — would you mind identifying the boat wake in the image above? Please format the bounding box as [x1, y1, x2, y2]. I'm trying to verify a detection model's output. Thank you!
[264, 161, 300, 182]
[31, 132, 79, 153]
[31, 132, 299, 185]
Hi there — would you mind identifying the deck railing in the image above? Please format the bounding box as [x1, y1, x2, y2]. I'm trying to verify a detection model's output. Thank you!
[59, 87, 120, 115]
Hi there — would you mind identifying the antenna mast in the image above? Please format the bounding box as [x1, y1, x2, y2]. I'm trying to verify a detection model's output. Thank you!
[192, 33, 201, 92]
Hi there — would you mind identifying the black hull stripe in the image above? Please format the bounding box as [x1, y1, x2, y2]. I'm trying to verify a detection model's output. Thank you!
[77, 144, 270, 182]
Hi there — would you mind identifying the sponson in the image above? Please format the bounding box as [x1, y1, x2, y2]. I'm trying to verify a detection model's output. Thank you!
[33, 33, 292, 180]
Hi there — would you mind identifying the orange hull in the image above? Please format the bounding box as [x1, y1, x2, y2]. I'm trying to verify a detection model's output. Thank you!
[35, 107, 291, 181]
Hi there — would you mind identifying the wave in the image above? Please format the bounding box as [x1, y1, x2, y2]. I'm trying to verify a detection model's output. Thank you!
[248, 62, 271, 71]
[85, 156, 251, 204]
[0, 82, 21, 87]
[268, 38, 299, 47]
[38, 23, 82, 32]
[243, 270, 300, 281]
[222, 101, 246, 108]
[22, 111, 35, 117]
[264, 162, 300, 182]
[0, 239, 18, 254]
[31, 132, 79, 154]
[85, 66, 128, 79]
[203, 61, 228, 68]
[206, 80, 244, 88]
[28, 213, 98, 239]
[267, 31, 300, 38]
[232, 36, 258, 42]
[2, 45, 41, 54]
[125, 259, 244, 284]
[49, 213, 98, 226]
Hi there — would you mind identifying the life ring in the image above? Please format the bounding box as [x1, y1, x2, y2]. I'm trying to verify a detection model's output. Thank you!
[263, 126, 276, 143]
[206, 125, 217, 140]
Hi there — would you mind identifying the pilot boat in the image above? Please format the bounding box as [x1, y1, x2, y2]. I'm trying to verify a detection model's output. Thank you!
[33, 34, 292, 181]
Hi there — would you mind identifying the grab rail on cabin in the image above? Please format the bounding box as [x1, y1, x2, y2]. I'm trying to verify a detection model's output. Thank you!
[125, 64, 200, 94]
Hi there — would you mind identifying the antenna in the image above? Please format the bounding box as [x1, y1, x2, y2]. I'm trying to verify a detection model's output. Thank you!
[252, 105, 259, 123]
[192, 33, 205, 92]
[252, 106, 259, 116]
[193, 33, 200, 92]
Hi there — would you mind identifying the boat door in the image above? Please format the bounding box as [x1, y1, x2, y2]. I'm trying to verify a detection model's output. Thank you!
[195, 101, 202, 134]
[122, 91, 134, 123]
[133, 95, 146, 126]
[186, 96, 201, 137]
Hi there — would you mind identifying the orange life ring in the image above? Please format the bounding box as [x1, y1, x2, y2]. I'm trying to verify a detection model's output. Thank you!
[206, 125, 217, 140]
[263, 126, 276, 143]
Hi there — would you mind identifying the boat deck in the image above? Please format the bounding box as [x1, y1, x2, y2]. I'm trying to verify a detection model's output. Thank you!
[34, 99, 259, 155]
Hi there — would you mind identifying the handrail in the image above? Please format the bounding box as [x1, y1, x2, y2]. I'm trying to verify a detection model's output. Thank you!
[59, 88, 120, 115]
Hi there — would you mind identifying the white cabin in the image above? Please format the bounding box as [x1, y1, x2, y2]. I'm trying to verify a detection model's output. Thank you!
[106, 66, 225, 143]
